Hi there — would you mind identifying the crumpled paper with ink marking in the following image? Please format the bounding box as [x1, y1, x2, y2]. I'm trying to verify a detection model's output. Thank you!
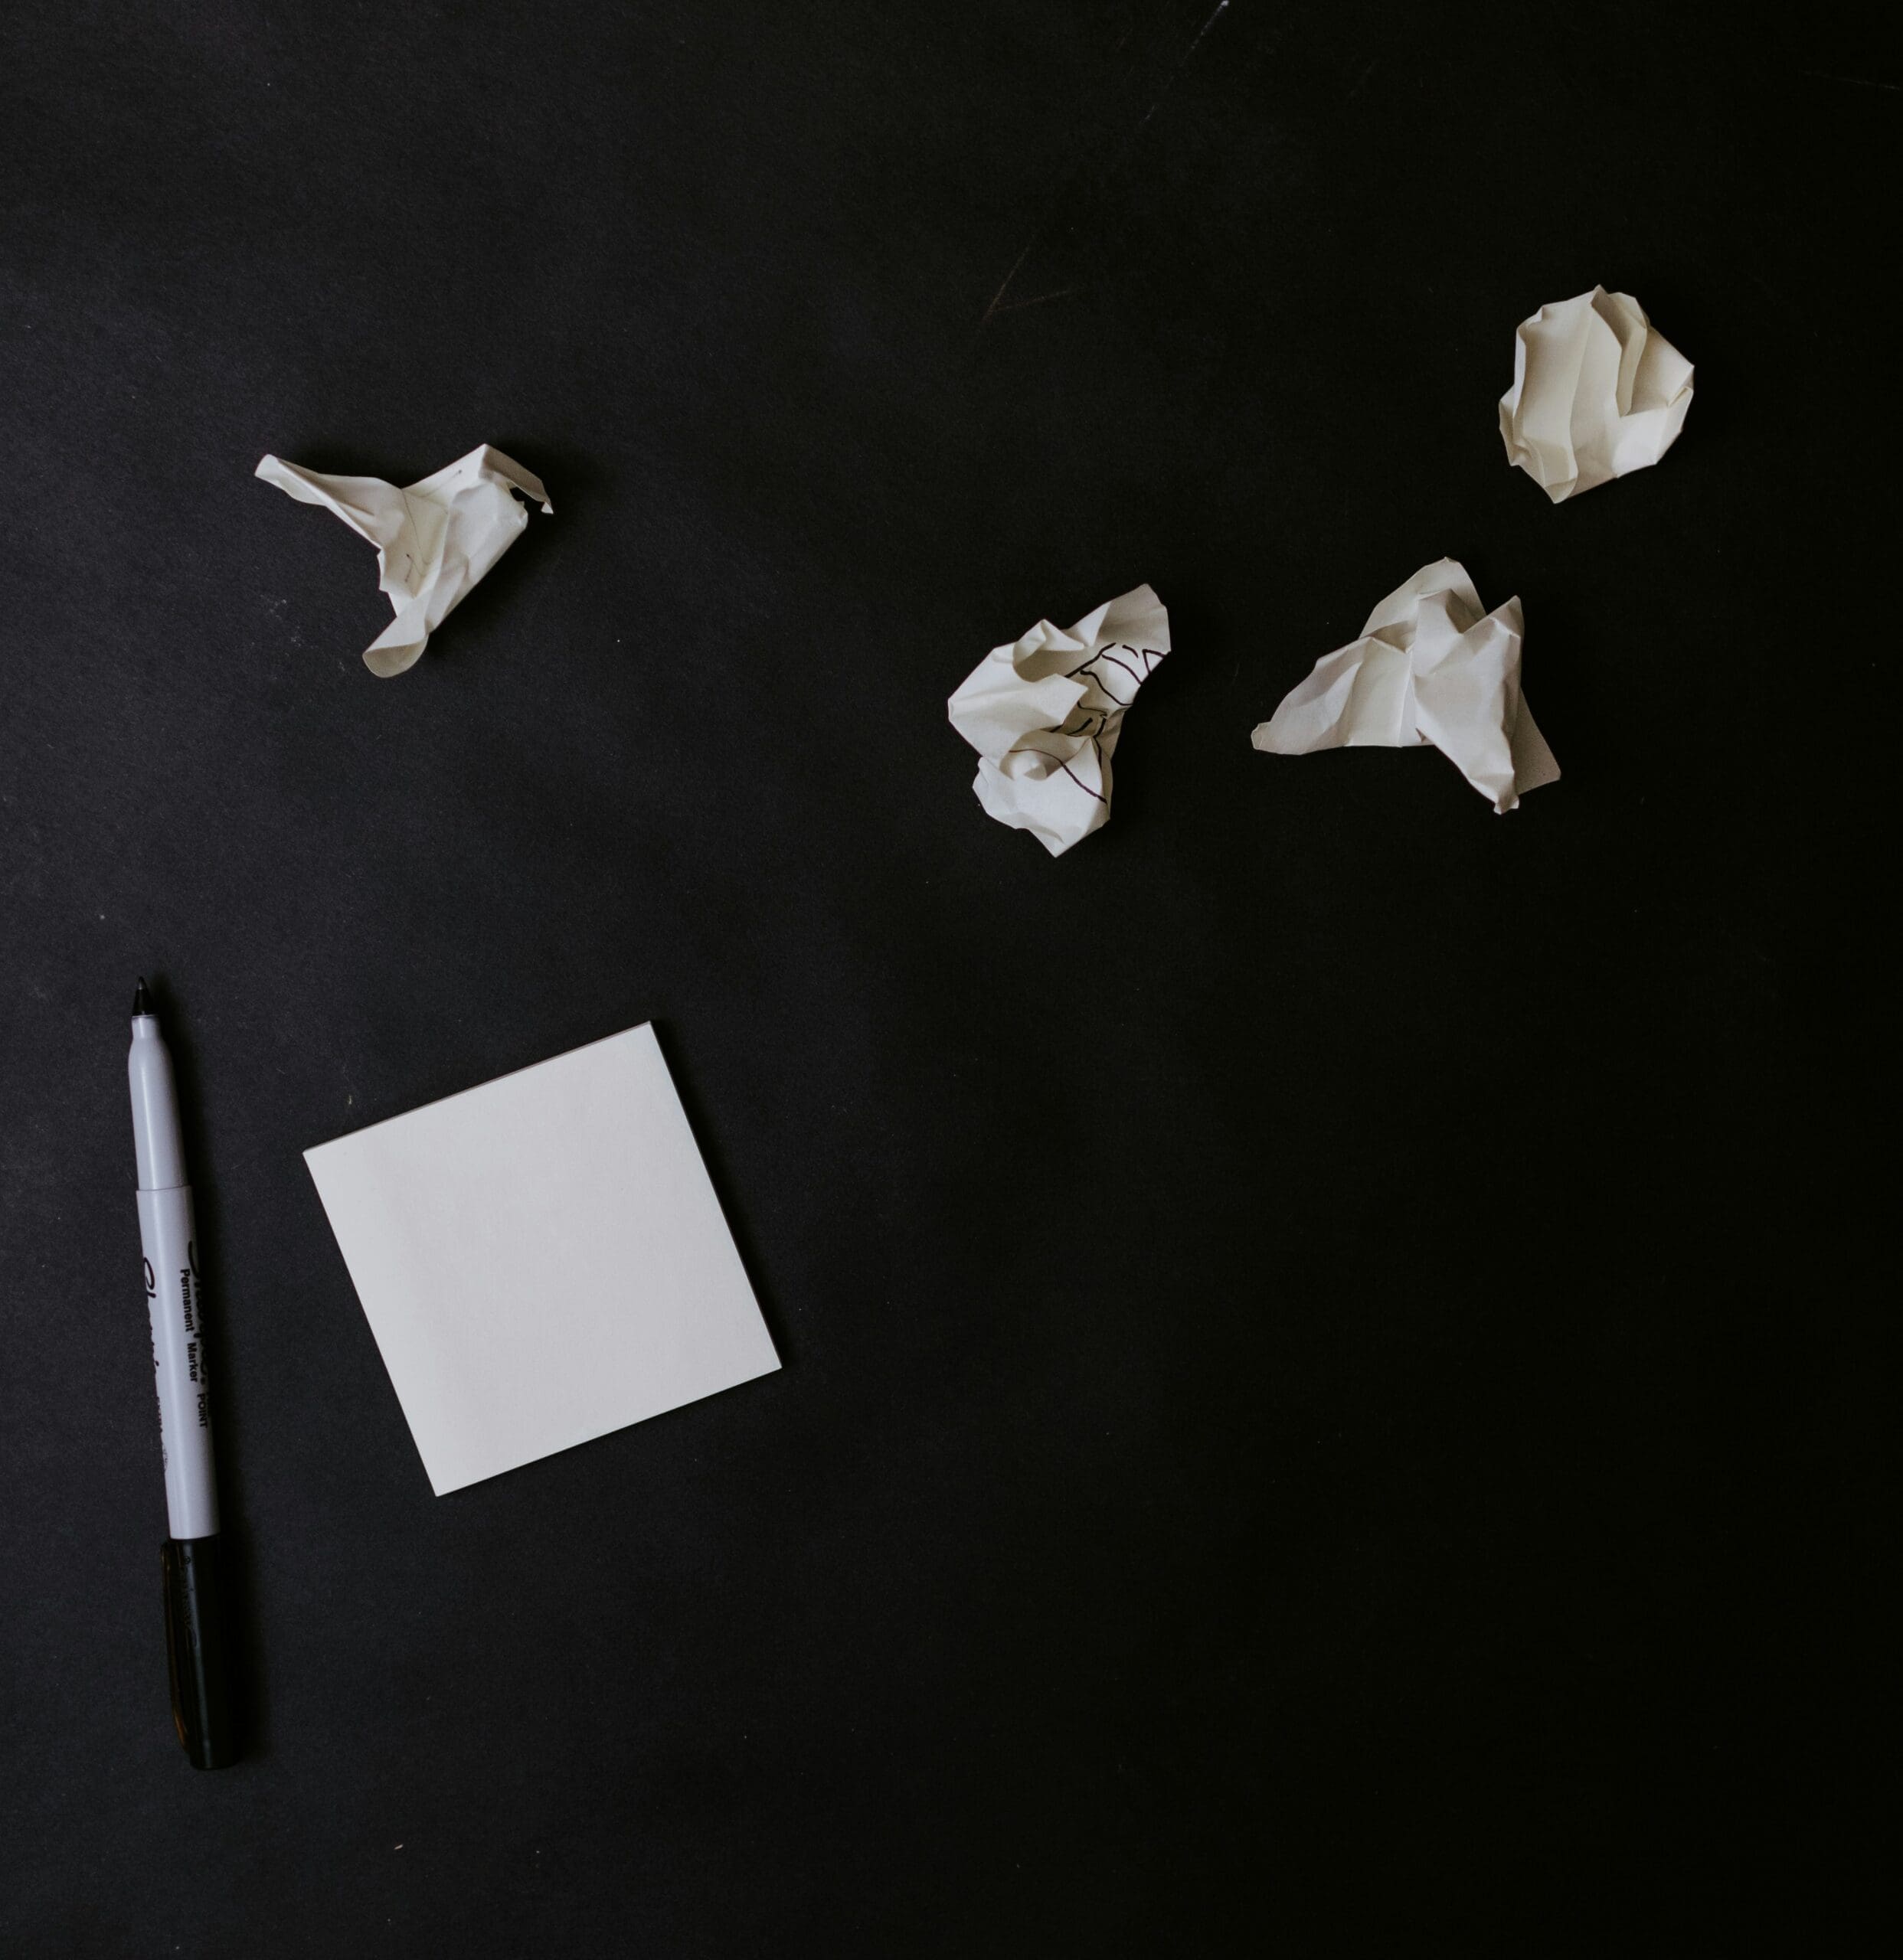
[948, 586, 1170, 855]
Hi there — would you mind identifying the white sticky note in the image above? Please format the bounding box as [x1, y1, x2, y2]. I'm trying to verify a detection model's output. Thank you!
[304, 1025, 779, 1494]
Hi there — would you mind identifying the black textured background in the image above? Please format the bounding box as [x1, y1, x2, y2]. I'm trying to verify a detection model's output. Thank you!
[2, 2, 1889, 1951]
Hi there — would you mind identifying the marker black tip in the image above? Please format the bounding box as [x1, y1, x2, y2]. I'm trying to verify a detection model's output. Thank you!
[132, 978, 152, 1018]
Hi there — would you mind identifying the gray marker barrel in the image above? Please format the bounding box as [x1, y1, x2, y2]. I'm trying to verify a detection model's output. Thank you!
[128, 982, 237, 1768]
[131, 1025, 217, 1539]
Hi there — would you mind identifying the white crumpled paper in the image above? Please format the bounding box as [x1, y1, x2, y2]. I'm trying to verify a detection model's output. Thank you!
[1251, 558, 1558, 814]
[948, 586, 1170, 856]
[1499, 287, 1693, 502]
[256, 445, 551, 675]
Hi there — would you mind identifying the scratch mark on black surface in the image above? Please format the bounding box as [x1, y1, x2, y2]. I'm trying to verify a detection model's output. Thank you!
[1346, 58, 1378, 101]
[991, 286, 1076, 316]
[980, 243, 1035, 328]
[976, 1, 1237, 332]
[1185, 0, 1231, 61]
[1800, 69, 1899, 93]
[1137, 2, 1232, 129]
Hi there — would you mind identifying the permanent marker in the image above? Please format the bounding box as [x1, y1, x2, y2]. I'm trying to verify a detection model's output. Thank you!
[128, 980, 239, 1769]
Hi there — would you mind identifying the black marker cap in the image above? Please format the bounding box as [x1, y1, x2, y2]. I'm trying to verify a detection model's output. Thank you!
[161, 1537, 240, 1769]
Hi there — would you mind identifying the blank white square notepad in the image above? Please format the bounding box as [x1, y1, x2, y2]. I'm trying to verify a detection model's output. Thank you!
[304, 1024, 779, 1494]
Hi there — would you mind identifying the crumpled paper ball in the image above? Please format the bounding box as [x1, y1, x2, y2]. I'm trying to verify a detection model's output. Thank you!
[257, 445, 551, 675]
[1499, 286, 1693, 502]
[1251, 557, 1558, 813]
[947, 586, 1170, 856]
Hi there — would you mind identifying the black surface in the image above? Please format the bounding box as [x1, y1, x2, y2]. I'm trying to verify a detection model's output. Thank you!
[2, 2, 1889, 1950]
